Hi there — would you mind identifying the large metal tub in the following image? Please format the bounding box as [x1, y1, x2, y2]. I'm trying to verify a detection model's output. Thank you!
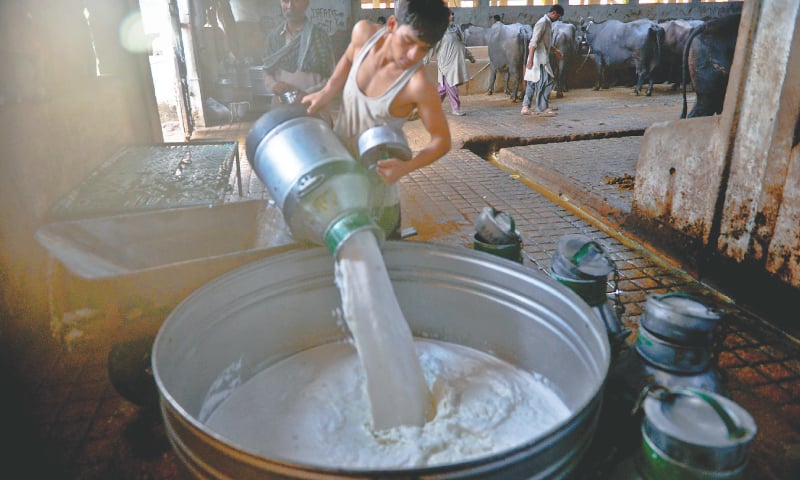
[152, 242, 611, 479]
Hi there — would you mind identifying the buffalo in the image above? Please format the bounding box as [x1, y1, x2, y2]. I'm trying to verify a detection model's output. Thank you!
[460, 23, 492, 47]
[681, 14, 740, 118]
[551, 20, 578, 98]
[579, 18, 665, 96]
[657, 19, 705, 89]
[487, 22, 532, 102]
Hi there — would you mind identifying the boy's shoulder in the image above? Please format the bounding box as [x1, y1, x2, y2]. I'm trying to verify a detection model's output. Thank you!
[352, 19, 383, 45]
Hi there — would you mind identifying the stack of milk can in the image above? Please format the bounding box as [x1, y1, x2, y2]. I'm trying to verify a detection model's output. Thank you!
[634, 293, 724, 393]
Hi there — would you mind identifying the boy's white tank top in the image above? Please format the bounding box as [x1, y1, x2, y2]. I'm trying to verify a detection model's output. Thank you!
[334, 26, 421, 153]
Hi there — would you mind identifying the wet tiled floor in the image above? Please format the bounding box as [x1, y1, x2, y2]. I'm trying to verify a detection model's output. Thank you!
[5, 87, 799, 479]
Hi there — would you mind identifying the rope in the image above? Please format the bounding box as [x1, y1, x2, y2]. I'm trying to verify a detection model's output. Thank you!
[468, 61, 492, 82]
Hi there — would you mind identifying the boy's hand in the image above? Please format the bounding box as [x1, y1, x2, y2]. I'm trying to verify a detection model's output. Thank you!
[301, 90, 327, 115]
[375, 158, 412, 185]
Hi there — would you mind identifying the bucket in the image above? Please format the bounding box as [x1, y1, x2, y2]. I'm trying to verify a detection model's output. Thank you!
[473, 232, 523, 263]
[152, 242, 610, 479]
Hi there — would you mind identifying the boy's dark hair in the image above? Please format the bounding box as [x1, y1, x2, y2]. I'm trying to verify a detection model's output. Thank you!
[394, 0, 449, 47]
[493, 15, 502, 22]
[549, 5, 565, 16]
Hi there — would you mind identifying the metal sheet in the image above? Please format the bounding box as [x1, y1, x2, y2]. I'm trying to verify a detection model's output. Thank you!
[36, 200, 294, 279]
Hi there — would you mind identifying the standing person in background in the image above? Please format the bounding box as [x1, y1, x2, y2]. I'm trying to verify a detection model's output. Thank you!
[262, 0, 334, 116]
[302, 0, 451, 239]
[427, 9, 476, 116]
[520, 5, 564, 116]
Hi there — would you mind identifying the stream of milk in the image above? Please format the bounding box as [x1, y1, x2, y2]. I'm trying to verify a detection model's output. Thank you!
[334, 229, 432, 429]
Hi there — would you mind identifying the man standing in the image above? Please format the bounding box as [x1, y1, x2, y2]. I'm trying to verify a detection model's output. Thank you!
[520, 5, 564, 116]
[302, 0, 451, 239]
[262, 0, 334, 104]
[429, 9, 476, 116]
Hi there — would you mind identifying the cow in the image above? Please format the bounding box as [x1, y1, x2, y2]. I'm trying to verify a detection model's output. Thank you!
[657, 19, 705, 89]
[681, 14, 740, 118]
[486, 22, 532, 102]
[550, 20, 578, 98]
[578, 18, 665, 96]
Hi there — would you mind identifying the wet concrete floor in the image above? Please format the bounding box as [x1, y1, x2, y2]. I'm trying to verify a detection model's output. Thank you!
[4, 86, 799, 479]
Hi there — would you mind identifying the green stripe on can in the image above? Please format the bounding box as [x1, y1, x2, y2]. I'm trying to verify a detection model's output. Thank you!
[324, 210, 384, 255]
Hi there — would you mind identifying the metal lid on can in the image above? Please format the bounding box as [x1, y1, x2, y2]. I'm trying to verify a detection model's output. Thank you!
[641, 293, 723, 345]
[551, 234, 613, 280]
[474, 206, 517, 244]
[357, 125, 412, 167]
[642, 387, 757, 472]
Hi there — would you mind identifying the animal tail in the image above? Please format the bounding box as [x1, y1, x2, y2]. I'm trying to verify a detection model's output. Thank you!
[681, 24, 703, 119]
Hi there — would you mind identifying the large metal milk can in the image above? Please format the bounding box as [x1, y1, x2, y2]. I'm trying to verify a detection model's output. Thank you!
[636, 386, 757, 479]
[549, 234, 630, 354]
[245, 105, 383, 254]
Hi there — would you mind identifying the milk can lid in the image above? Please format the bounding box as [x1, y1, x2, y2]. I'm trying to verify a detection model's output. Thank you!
[553, 234, 613, 279]
[649, 293, 722, 321]
[644, 387, 757, 449]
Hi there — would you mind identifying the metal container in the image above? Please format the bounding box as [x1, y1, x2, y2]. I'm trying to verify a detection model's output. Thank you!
[638, 387, 756, 479]
[551, 235, 614, 282]
[356, 124, 413, 169]
[473, 231, 523, 263]
[635, 324, 711, 374]
[474, 206, 517, 245]
[642, 361, 724, 395]
[549, 234, 630, 354]
[152, 242, 611, 479]
[640, 293, 723, 346]
[246, 105, 382, 254]
[279, 90, 300, 104]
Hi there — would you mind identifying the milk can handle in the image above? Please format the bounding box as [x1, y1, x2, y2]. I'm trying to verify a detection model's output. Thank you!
[571, 240, 604, 265]
[498, 208, 515, 233]
[659, 387, 748, 440]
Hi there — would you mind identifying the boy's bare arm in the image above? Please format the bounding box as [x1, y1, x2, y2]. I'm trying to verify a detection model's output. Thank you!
[376, 72, 451, 185]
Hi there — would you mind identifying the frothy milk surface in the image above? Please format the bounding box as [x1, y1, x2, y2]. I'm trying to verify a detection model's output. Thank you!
[205, 339, 571, 470]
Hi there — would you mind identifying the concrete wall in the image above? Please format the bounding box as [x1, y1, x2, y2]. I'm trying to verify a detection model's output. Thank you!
[634, 1, 800, 289]
[0, 0, 162, 326]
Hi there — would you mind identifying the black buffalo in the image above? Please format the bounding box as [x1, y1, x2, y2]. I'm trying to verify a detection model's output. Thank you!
[551, 20, 578, 98]
[460, 23, 493, 47]
[681, 14, 740, 118]
[487, 22, 532, 102]
[579, 18, 665, 96]
[657, 19, 705, 89]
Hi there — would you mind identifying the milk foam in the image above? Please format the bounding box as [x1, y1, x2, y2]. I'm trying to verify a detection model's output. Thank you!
[205, 339, 571, 470]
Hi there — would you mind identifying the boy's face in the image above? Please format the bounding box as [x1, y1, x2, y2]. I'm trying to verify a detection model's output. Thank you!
[388, 18, 434, 69]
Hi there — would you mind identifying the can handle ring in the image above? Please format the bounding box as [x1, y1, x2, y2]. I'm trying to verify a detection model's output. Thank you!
[643, 386, 748, 440]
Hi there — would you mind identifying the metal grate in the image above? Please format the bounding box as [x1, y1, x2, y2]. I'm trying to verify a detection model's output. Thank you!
[50, 141, 239, 220]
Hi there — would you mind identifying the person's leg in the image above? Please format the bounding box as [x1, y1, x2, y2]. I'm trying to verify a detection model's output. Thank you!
[442, 76, 461, 113]
[437, 74, 447, 102]
[520, 81, 535, 114]
[535, 66, 556, 113]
